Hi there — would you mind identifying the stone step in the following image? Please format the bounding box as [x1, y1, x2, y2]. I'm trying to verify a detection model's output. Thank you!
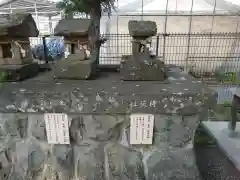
[194, 121, 240, 180]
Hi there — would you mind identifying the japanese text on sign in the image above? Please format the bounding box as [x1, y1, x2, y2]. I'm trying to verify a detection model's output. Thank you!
[130, 114, 154, 145]
[44, 113, 70, 144]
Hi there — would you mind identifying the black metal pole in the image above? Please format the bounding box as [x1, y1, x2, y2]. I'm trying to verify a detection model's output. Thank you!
[156, 35, 159, 57]
[185, 0, 194, 73]
[163, 0, 169, 61]
[42, 36, 48, 64]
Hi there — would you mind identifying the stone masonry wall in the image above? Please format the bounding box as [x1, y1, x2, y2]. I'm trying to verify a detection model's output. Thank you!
[0, 113, 202, 180]
[0, 70, 217, 180]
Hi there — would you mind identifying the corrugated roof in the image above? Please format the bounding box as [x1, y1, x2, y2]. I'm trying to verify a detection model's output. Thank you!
[0, 13, 39, 36]
[0, 0, 60, 17]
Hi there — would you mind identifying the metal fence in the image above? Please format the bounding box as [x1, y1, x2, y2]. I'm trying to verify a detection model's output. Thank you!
[100, 32, 240, 70]
[27, 0, 240, 82]
[30, 32, 240, 77]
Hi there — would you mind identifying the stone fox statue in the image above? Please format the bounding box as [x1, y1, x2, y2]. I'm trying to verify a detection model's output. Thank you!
[230, 87, 240, 131]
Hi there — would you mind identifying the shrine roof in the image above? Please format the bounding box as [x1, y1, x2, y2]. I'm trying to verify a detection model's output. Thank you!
[0, 13, 39, 37]
[54, 19, 91, 37]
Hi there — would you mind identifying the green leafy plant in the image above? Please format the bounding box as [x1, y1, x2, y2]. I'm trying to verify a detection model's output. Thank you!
[0, 71, 7, 82]
[222, 72, 240, 84]
[216, 71, 240, 84]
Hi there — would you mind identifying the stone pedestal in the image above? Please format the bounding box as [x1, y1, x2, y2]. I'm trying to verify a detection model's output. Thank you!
[54, 59, 97, 80]
[0, 69, 216, 179]
[120, 55, 165, 81]
[194, 121, 240, 180]
[0, 63, 39, 81]
[54, 51, 97, 80]
[0, 41, 39, 81]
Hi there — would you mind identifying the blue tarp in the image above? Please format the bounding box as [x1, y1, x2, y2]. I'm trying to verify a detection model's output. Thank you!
[32, 37, 65, 61]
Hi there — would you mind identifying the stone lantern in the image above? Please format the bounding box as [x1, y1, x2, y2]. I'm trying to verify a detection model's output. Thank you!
[120, 20, 165, 81]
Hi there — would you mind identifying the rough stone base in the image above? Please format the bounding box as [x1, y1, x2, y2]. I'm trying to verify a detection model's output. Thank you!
[54, 59, 97, 80]
[0, 113, 202, 180]
[0, 63, 39, 82]
[120, 57, 166, 81]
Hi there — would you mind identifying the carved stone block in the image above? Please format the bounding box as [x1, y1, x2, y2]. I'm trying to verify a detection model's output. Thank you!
[0, 63, 39, 81]
[128, 20, 157, 37]
[54, 49, 97, 80]
[0, 43, 33, 65]
[54, 58, 97, 80]
[120, 57, 165, 81]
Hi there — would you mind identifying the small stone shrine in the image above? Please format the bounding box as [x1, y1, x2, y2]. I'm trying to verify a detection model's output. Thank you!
[0, 13, 39, 81]
[53, 19, 96, 80]
[120, 20, 166, 81]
